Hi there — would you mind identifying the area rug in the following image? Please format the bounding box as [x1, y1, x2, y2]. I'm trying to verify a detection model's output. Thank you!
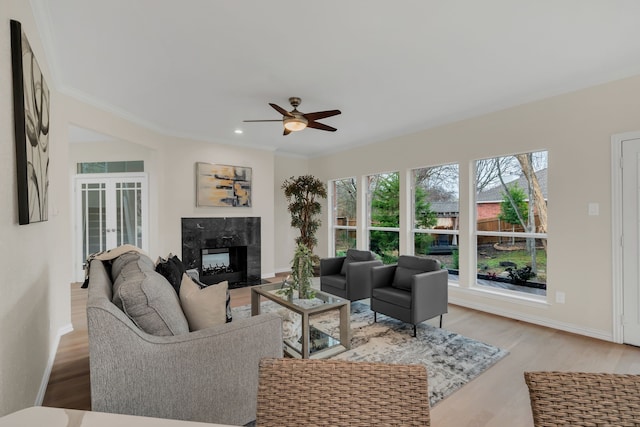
[234, 301, 508, 406]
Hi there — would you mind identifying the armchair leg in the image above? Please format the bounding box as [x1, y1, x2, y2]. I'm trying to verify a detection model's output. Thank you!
[374, 312, 377, 323]
[439, 315, 443, 328]
[413, 324, 417, 337]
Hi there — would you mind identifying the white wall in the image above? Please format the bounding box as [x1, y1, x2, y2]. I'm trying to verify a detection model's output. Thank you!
[273, 154, 310, 272]
[310, 74, 640, 341]
[0, 1, 71, 415]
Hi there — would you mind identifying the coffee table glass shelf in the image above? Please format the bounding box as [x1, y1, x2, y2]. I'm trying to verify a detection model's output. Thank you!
[251, 282, 351, 359]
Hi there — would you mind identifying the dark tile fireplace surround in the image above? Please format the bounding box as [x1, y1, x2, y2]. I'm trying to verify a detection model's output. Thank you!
[181, 217, 261, 288]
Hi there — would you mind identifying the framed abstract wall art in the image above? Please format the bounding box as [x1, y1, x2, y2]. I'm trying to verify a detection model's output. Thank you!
[11, 20, 50, 225]
[196, 162, 252, 207]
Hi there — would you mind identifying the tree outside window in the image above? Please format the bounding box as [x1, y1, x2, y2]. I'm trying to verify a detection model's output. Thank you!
[368, 172, 399, 264]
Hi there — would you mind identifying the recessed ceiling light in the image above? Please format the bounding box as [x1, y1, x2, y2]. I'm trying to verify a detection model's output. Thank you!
[234, 129, 243, 134]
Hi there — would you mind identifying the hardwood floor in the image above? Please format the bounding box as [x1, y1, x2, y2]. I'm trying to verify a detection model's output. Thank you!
[43, 282, 640, 426]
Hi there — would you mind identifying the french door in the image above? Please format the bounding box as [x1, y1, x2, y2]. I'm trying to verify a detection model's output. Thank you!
[74, 173, 148, 281]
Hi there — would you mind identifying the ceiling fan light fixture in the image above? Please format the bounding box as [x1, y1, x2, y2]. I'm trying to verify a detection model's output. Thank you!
[283, 116, 308, 132]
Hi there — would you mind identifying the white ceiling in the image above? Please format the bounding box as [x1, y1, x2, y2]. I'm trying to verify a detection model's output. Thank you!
[32, 0, 640, 157]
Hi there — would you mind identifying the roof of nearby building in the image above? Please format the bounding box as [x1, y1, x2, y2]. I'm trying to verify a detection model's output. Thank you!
[430, 201, 460, 215]
[477, 168, 548, 203]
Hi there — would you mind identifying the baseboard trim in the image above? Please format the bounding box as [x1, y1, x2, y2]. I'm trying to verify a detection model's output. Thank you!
[35, 323, 74, 405]
[449, 296, 612, 342]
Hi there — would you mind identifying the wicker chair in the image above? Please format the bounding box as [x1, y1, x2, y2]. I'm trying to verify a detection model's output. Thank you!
[256, 358, 430, 426]
[524, 371, 640, 427]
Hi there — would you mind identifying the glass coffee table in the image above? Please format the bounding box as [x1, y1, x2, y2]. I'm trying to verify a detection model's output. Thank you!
[251, 282, 351, 359]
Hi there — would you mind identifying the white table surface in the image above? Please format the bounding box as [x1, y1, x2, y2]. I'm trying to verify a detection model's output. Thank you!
[0, 407, 239, 426]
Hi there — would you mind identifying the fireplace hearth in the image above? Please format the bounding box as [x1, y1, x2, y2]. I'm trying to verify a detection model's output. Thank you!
[181, 217, 261, 288]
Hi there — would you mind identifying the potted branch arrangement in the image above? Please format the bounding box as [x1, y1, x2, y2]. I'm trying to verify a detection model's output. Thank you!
[279, 243, 316, 300]
[281, 175, 327, 298]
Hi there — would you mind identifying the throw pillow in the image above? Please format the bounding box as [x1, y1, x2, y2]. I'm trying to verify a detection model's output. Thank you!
[188, 274, 233, 323]
[340, 249, 374, 276]
[156, 255, 187, 294]
[180, 274, 228, 331]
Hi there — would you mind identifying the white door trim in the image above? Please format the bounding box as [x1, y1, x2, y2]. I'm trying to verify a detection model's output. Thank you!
[611, 131, 640, 344]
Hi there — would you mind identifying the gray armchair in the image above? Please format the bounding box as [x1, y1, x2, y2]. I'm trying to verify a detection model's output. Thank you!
[320, 249, 383, 301]
[371, 255, 448, 337]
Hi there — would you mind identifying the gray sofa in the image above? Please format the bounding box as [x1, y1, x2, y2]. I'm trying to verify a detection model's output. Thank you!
[86, 254, 283, 426]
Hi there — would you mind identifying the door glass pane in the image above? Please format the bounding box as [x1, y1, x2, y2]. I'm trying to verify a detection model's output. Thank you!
[82, 183, 106, 264]
[116, 181, 143, 247]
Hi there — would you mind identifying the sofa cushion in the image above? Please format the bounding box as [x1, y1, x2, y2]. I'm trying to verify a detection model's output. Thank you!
[112, 255, 189, 336]
[340, 249, 375, 276]
[180, 274, 228, 331]
[188, 274, 233, 323]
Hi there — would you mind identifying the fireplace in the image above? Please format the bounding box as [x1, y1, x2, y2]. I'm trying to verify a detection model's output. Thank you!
[182, 217, 261, 288]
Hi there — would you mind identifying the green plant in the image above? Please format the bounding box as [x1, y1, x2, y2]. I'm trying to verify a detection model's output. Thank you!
[291, 243, 315, 299]
[505, 265, 536, 285]
[451, 248, 459, 269]
[499, 184, 529, 226]
[277, 245, 316, 300]
[282, 175, 327, 259]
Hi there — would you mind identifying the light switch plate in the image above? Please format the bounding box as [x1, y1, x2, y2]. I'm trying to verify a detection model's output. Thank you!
[588, 202, 599, 216]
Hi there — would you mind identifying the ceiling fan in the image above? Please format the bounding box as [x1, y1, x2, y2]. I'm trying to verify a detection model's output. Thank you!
[243, 97, 341, 135]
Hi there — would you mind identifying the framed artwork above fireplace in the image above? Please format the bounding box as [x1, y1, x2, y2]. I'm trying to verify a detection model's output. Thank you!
[196, 162, 252, 207]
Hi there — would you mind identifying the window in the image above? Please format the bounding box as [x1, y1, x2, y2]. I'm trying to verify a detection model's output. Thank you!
[330, 178, 357, 256]
[475, 151, 548, 296]
[368, 172, 399, 264]
[412, 164, 459, 282]
[77, 161, 144, 174]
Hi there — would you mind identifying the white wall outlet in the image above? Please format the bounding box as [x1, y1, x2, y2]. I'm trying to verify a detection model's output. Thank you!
[588, 202, 600, 216]
[556, 291, 566, 304]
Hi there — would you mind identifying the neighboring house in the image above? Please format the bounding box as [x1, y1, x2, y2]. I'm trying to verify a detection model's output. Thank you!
[476, 168, 548, 221]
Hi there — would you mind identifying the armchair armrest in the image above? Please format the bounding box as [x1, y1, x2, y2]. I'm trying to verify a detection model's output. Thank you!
[411, 269, 449, 319]
[320, 256, 345, 276]
[371, 264, 397, 289]
[344, 259, 384, 300]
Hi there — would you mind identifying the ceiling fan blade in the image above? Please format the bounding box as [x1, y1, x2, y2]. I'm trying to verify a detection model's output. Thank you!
[283, 128, 292, 136]
[269, 103, 294, 118]
[303, 109, 342, 121]
[307, 121, 337, 132]
[243, 119, 282, 122]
